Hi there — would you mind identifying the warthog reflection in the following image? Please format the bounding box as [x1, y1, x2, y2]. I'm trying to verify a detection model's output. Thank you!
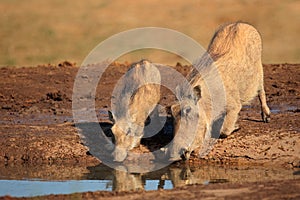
[85, 164, 295, 192]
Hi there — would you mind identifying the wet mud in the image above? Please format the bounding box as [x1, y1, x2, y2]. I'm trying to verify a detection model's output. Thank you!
[0, 63, 299, 199]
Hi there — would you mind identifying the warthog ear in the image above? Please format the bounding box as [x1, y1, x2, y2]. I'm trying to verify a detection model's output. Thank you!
[171, 103, 181, 117]
[175, 85, 183, 100]
[193, 85, 201, 102]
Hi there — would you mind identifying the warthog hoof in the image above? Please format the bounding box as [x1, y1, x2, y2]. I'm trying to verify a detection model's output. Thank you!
[262, 112, 271, 123]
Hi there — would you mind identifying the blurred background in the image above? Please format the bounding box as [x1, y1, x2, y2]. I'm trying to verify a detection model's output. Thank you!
[0, 0, 299, 66]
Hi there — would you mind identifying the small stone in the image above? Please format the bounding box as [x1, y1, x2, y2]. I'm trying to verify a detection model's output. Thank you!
[2, 105, 12, 110]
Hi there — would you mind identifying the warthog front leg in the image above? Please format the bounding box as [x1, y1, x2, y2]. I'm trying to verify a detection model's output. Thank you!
[258, 88, 271, 123]
[220, 102, 242, 138]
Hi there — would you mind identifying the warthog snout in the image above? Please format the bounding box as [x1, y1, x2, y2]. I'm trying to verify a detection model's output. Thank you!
[113, 146, 128, 162]
[111, 124, 138, 162]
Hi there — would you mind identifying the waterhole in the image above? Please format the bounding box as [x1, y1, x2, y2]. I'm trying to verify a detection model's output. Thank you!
[1, 106, 299, 198]
[0, 164, 299, 198]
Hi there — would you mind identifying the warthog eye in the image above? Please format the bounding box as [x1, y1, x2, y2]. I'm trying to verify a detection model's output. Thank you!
[126, 128, 132, 135]
[182, 106, 192, 116]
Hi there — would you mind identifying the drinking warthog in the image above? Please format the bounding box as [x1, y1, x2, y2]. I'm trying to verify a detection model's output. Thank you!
[169, 22, 271, 161]
[110, 59, 161, 162]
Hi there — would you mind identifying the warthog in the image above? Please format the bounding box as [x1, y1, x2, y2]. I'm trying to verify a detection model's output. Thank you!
[110, 59, 161, 162]
[169, 22, 271, 161]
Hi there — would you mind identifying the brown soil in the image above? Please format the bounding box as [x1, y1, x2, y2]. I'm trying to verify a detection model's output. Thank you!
[0, 62, 299, 199]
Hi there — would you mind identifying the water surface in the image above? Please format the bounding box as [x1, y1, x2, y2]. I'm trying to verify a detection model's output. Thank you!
[0, 164, 298, 198]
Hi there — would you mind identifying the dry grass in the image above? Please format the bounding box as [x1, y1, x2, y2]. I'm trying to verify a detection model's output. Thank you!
[0, 0, 299, 66]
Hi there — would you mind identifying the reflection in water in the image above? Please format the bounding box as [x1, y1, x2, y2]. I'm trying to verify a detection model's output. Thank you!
[85, 164, 298, 192]
[113, 170, 144, 191]
[0, 163, 299, 197]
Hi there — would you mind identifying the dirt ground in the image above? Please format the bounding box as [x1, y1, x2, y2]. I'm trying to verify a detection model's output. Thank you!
[0, 62, 299, 199]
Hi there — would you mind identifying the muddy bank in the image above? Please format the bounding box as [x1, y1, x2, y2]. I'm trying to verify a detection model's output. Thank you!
[0, 62, 299, 199]
[0, 63, 299, 167]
